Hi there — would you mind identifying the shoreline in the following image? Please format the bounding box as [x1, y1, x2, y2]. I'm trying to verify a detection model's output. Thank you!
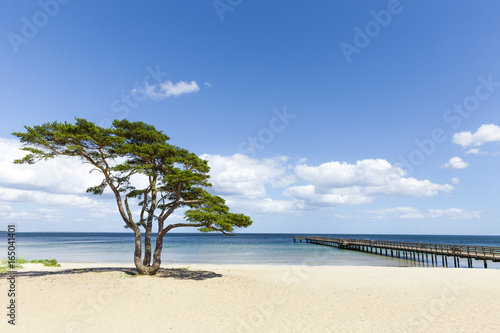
[9, 261, 500, 269]
[2, 263, 500, 332]
[11, 260, 500, 271]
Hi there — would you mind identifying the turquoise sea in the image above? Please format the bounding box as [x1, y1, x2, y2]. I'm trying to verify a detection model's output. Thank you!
[1, 232, 500, 269]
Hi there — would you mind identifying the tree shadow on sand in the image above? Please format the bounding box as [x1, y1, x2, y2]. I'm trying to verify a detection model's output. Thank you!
[9, 267, 222, 281]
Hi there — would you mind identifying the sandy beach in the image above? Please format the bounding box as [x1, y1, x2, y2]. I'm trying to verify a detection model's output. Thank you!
[1, 263, 500, 333]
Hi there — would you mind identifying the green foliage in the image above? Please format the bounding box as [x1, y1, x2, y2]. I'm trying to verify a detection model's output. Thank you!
[0, 257, 26, 272]
[16, 257, 28, 264]
[185, 191, 252, 234]
[29, 259, 61, 267]
[12, 118, 252, 274]
[12, 118, 253, 236]
[0, 258, 60, 273]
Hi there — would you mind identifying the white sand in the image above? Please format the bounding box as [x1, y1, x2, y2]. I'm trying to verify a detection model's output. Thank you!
[1, 263, 499, 333]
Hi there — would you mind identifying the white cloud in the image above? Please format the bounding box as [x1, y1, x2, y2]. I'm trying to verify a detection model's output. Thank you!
[132, 80, 200, 100]
[453, 123, 500, 147]
[451, 177, 460, 184]
[35, 208, 63, 218]
[294, 159, 403, 187]
[0, 207, 64, 221]
[363, 177, 453, 197]
[465, 148, 500, 156]
[465, 148, 485, 155]
[426, 208, 481, 220]
[0, 211, 40, 220]
[288, 159, 453, 208]
[226, 198, 302, 215]
[366, 207, 482, 220]
[365, 206, 418, 216]
[201, 153, 295, 198]
[204, 82, 212, 88]
[0, 138, 104, 194]
[0, 204, 13, 212]
[1, 139, 457, 218]
[0, 187, 115, 214]
[200, 154, 303, 214]
[283, 185, 374, 207]
[0, 138, 123, 217]
[332, 214, 364, 220]
[203, 155, 453, 213]
[441, 156, 469, 169]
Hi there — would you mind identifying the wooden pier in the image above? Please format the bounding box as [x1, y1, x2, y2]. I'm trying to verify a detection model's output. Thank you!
[293, 236, 500, 268]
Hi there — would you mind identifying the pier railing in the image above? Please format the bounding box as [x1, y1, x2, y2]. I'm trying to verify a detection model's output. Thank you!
[293, 236, 500, 268]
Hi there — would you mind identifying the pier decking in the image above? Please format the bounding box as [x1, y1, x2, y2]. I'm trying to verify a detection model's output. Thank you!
[293, 236, 500, 268]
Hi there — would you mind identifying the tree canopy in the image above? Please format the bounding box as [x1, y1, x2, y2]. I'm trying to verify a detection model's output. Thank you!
[12, 118, 252, 274]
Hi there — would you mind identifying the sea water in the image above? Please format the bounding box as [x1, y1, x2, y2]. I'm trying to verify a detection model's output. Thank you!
[1, 232, 499, 268]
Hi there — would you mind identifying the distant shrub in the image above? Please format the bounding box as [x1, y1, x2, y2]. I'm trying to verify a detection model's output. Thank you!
[0, 258, 24, 272]
[29, 259, 61, 267]
[0, 258, 61, 273]
[17, 257, 28, 264]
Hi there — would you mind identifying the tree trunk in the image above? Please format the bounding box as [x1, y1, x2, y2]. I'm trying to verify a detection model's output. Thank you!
[134, 231, 164, 275]
[134, 223, 201, 275]
[132, 227, 163, 275]
[143, 227, 152, 266]
[133, 228, 151, 275]
[149, 232, 164, 273]
[143, 180, 157, 267]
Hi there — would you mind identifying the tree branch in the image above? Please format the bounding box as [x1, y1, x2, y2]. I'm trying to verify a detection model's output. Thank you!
[124, 196, 134, 224]
[177, 200, 202, 205]
[140, 187, 150, 227]
[204, 226, 235, 236]
[158, 222, 203, 239]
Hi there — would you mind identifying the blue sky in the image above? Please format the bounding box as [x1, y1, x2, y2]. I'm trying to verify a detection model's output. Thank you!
[1, 0, 500, 234]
